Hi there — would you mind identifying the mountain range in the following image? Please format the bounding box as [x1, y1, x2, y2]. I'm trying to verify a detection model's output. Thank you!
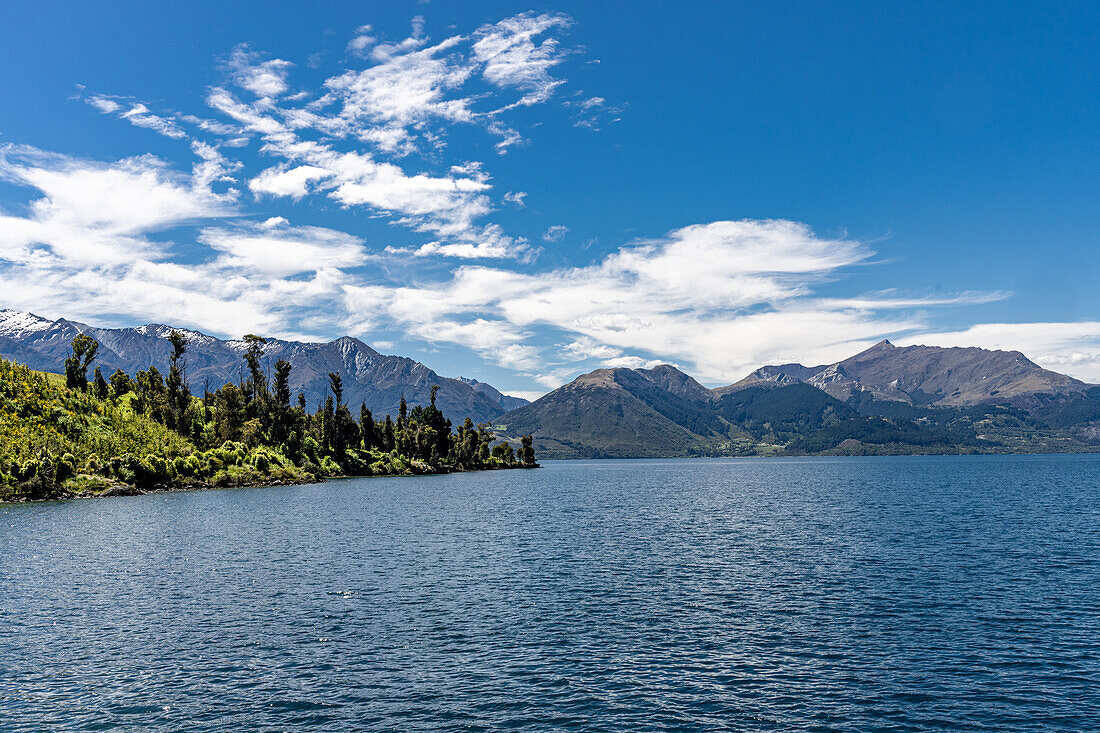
[0, 309, 528, 424]
[4, 308, 1098, 457]
[494, 341, 1100, 457]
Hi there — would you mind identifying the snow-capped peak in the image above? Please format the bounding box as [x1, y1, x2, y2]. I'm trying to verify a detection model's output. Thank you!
[0, 309, 55, 338]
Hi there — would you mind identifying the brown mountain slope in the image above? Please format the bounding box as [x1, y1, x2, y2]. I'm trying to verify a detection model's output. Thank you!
[717, 340, 1089, 407]
[495, 366, 728, 458]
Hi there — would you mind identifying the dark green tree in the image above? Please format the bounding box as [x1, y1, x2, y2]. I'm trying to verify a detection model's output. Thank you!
[328, 372, 343, 406]
[241, 334, 267, 404]
[109, 369, 134, 398]
[272, 359, 293, 442]
[64, 334, 99, 390]
[359, 403, 376, 450]
[520, 435, 536, 467]
[134, 367, 169, 422]
[383, 415, 395, 452]
[213, 383, 246, 443]
[166, 330, 191, 433]
[92, 367, 110, 399]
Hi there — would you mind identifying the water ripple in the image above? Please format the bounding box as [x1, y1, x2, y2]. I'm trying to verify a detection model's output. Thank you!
[2, 455, 1099, 730]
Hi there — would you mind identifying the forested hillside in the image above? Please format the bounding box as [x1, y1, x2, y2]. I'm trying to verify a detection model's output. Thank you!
[0, 332, 536, 502]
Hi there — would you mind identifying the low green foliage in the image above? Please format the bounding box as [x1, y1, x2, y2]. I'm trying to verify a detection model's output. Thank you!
[0, 334, 536, 502]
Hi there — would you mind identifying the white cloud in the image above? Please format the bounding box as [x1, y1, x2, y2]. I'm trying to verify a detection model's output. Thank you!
[87, 95, 121, 114]
[120, 103, 189, 139]
[319, 35, 475, 154]
[3, 138, 1093, 389]
[0, 144, 356, 341]
[0, 145, 234, 265]
[340, 219, 911, 385]
[347, 25, 377, 57]
[190, 141, 241, 192]
[543, 224, 568, 242]
[473, 13, 571, 105]
[249, 164, 330, 199]
[503, 191, 527, 207]
[562, 337, 622, 361]
[85, 95, 189, 139]
[227, 45, 293, 99]
[199, 223, 369, 277]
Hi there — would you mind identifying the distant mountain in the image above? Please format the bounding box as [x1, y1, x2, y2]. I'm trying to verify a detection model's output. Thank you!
[719, 340, 1089, 406]
[496, 366, 728, 458]
[0, 309, 528, 424]
[496, 343, 1100, 458]
[457, 377, 530, 412]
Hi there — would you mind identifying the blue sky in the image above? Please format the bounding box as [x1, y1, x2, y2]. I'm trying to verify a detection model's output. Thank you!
[0, 0, 1097, 396]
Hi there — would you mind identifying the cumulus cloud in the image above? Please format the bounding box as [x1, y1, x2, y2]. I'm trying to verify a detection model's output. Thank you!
[338, 219, 915, 384]
[33, 16, 1093, 392]
[0, 145, 353, 340]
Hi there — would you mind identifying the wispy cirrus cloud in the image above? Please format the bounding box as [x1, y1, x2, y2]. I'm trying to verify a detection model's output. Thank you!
[473, 12, 572, 106]
[83, 95, 189, 139]
[77, 13, 601, 262]
[226, 45, 294, 99]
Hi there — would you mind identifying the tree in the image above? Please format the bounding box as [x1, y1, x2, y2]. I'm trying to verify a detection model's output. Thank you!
[64, 334, 99, 390]
[213, 383, 246, 443]
[273, 360, 293, 408]
[134, 367, 169, 423]
[333, 404, 358, 456]
[92, 367, 110, 399]
[322, 396, 336, 451]
[272, 359, 293, 443]
[383, 415, 395, 452]
[328, 372, 343, 406]
[360, 403, 376, 450]
[492, 442, 515, 462]
[166, 330, 191, 433]
[520, 435, 536, 467]
[241, 334, 267, 404]
[109, 369, 134, 398]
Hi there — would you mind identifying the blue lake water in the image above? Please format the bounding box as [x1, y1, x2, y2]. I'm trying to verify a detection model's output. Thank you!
[2, 455, 1099, 731]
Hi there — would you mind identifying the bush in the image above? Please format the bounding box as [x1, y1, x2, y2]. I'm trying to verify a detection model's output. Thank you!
[318, 456, 341, 476]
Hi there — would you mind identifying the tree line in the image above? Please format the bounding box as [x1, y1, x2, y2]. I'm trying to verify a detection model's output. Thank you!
[58, 330, 536, 481]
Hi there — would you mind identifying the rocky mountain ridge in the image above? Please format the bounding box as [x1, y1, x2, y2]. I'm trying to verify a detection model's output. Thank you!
[0, 309, 528, 424]
[497, 341, 1099, 458]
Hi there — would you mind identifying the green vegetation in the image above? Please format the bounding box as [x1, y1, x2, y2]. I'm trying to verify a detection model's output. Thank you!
[0, 334, 537, 502]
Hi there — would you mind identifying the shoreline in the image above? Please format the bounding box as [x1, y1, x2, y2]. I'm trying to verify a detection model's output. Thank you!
[0, 463, 540, 504]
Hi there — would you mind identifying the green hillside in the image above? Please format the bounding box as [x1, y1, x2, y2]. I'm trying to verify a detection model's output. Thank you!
[1, 334, 536, 502]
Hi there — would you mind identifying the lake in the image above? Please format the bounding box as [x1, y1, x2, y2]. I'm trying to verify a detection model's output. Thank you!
[2, 455, 1099, 731]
